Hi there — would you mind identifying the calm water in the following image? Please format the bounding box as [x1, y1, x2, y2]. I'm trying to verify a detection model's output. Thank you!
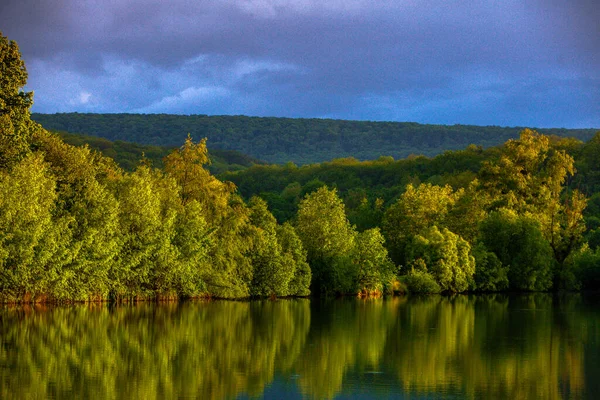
[1, 294, 599, 399]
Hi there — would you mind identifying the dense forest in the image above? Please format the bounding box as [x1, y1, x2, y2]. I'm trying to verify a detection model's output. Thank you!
[55, 130, 267, 174]
[31, 112, 597, 165]
[2, 32, 600, 302]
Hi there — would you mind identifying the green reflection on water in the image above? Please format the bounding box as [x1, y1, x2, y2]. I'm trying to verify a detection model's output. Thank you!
[1, 295, 598, 399]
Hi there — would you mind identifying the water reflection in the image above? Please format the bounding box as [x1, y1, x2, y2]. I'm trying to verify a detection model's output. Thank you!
[1, 294, 598, 399]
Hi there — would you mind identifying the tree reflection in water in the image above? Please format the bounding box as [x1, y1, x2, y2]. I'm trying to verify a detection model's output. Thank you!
[1, 294, 598, 399]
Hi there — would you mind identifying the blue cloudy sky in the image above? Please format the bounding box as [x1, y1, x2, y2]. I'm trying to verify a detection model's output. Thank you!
[1, 0, 598, 128]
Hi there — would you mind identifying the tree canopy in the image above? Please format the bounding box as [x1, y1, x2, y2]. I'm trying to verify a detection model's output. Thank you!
[1, 31, 600, 301]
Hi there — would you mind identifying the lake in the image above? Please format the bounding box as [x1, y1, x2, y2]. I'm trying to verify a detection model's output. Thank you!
[1, 294, 599, 399]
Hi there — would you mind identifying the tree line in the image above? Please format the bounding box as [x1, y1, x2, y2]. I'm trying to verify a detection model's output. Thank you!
[31, 113, 597, 165]
[233, 129, 600, 292]
[55, 130, 266, 173]
[2, 32, 600, 301]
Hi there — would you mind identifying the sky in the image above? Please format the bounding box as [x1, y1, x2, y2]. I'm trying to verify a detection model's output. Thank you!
[1, 0, 598, 128]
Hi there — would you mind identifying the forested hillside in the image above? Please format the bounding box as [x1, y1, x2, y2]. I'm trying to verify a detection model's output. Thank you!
[223, 133, 600, 247]
[56, 130, 266, 173]
[32, 113, 597, 164]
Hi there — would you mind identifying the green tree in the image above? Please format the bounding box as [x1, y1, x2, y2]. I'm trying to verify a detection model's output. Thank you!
[0, 32, 35, 169]
[383, 183, 459, 265]
[164, 135, 235, 222]
[248, 197, 295, 297]
[479, 209, 554, 291]
[277, 223, 311, 296]
[479, 129, 587, 269]
[406, 226, 475, 292]
[0, 154, 66, 301]
[203, 195, 254, 298]
[173, 199, 211, 296]
[351, 228, 396, 294]
[31, 130, 121, 300]
[295, 186, 356, 294]
[403, 267, 442, 294]
[164, 136, 255, 298]
[571, 245, 600, 289]
[471, 243, 509, 291]
[114, 166, 182, 299]
[445, 180, 489, 244]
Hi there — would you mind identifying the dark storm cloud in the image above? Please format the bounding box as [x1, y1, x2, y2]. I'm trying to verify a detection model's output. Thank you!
[0, 0, 598, 127]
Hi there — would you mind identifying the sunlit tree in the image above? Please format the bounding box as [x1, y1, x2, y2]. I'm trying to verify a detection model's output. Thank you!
[480, 129, 587, 269]
[0, 31, 35, 169]
[352, 228, 396, 294]
[383, 183, 459, 265]
[406, 226, 475, 292]
[164, 135, 235, 222]
[296, 186, 356, 293]
[0, 154, 64, 300]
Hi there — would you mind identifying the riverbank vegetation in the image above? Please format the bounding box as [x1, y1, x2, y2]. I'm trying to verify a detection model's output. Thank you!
[1, 32, 600, 302]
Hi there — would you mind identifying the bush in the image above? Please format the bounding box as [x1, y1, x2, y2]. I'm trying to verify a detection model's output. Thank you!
[573, 246, 600, 290]
[403, 268, 442, 294]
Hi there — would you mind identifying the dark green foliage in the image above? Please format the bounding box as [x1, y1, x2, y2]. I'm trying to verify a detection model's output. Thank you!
[277, 223, 311, 296]
[586, 227, 600, 251]
[224, 148, 490, 229]
[32, 113, 597, 165]
[402, 268, 442, 294]
[479, 210, 554, 291]
[574, 131, 600, 193]
[56, 130, 265, 173]
[346, 192, 385, 231]
[571, 246, 600, 290]
[471, 243, 509, 292]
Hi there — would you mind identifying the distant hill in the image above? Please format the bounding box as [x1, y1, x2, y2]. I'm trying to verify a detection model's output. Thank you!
[54, 130, 266, 174]
[32, 113, 598, 164]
